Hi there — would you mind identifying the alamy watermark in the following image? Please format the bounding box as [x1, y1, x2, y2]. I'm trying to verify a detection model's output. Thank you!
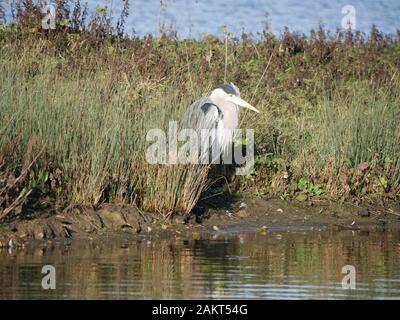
[341, 265, 356, 289]
[41, 265, 56, 290]
[341, 5, 356, 30]
[145, 121, 255, 176]
[41, 1, 56, 30]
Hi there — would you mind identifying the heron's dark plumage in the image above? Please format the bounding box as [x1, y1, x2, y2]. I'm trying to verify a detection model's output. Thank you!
[201, 102, 223, 120]
[215, 84, 240, 96]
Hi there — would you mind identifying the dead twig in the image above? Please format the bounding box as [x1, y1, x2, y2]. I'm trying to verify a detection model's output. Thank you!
[0, 189, 33, 221]
[0, 144, 46, 221]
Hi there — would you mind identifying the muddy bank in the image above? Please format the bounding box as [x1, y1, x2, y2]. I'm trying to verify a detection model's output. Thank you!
[1, 198, 400, 248]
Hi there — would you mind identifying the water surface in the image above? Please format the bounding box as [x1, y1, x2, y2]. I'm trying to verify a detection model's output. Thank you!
[1, 230, 400, 299]
[77, 0, 400, 37]
[2, 0, 400, 37]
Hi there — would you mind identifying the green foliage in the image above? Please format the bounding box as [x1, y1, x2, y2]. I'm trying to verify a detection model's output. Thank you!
[95, 6, 106, 17]
[30, 169, 49, 194]
[296, 178, 323, 198]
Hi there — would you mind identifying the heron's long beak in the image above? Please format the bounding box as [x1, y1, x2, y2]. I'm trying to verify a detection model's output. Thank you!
[226, 95, 260, 113]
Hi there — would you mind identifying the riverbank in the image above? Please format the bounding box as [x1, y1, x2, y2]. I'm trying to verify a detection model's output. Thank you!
[1, 197, 400, 248]
[1, 3, 400, 234]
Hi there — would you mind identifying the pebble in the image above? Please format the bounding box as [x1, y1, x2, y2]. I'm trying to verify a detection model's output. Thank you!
[213, 225, 220, 231]
[257, 225, 268, 234]
[277, 208, 283, 213]
[239, 202, 248, 209]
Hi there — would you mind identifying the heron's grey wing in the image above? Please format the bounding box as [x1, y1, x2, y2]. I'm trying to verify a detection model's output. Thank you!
[181, 97, 219, 128]
[180, 97, 223, 163]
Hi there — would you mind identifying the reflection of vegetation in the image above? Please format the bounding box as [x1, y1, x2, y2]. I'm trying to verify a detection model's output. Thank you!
[1, 232, 400, 299]
[1, 1, 400, 220]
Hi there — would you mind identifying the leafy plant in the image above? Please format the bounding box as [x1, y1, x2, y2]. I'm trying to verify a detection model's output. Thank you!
[296, 178, 323, 199]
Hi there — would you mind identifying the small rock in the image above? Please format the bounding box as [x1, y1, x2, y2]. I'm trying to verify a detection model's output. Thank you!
[239, 202, 248, 209]
[121, 224, 134, 233]
[276, 208, 283, 213]
[296, 194, 308, 202]
[36, 232, 44, 239]
[257, 225, 268, 234]
[282, 172, 289, 179]
[212, 225, 220, 231]
[121, 223, 133, 229]
[147, 226, 152, 233]
[236, 210, 250, 218]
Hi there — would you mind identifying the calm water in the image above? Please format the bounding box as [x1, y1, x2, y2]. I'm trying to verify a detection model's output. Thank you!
[2, 0, 400, 37]
[1, 230, 400, 299]
[93, 0, 400, 37]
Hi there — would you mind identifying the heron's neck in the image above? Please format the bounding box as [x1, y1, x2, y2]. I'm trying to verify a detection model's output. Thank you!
[218, 101, 239, 129]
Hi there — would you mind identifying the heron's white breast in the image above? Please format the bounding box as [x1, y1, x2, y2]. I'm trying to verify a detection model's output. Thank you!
[216, 103, 239, 155]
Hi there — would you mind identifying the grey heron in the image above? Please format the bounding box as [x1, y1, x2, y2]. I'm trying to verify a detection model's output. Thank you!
[181, 83, 259, 164]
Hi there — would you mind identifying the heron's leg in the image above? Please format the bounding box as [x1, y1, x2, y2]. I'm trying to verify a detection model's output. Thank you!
[215, 143, 239, 192]
[222, 164, 239, 193]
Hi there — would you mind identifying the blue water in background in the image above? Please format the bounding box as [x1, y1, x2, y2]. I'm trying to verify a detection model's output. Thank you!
[2, 0, 400, 38]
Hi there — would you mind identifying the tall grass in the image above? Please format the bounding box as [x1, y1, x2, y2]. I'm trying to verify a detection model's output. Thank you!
[0, 41, 209, 218]
[291, 81, 400, 197]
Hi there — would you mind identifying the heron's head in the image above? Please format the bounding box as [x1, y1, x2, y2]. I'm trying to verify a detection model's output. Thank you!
[210, 83, 260, 113]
